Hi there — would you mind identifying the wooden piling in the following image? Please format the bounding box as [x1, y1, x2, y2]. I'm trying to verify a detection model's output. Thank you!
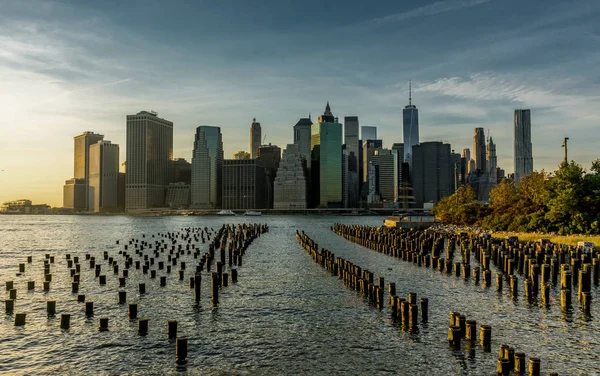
[60, 314, 70, 329]
[176, 337, 188, 364]
[99, 318, 109, 331]
[138, 318, 149, 335]
[528, 358, 540, 376]
[129, 304, 138, 319]
[5, 299, 14, 313]
[118, 291, 127, 304]
[85, 301, 94, 317]
[168, 320, 178, 339]
[480, 325, 491, 351]
[139, 283, 146, 294]
[14, 312, 26, 326]
[47, 301, 56, 316]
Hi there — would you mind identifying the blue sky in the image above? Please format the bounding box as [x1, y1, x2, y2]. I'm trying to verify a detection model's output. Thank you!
[1, 0, 599, 206]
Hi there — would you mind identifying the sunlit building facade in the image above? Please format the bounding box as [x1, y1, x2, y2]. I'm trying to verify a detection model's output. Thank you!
[311, 102, 342, 208]
[191, 126, 223, 208]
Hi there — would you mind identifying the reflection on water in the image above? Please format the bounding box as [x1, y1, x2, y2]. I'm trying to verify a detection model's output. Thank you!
[0, 215, 598, 375]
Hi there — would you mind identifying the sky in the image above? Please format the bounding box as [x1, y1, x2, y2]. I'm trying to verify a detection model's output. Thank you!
[1, 0, 599, 207]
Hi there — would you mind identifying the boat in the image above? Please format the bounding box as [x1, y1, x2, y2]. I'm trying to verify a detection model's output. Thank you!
[383, 213, 435, 229]
[244, 211, 262, 216]
[217, 210, 236, 216]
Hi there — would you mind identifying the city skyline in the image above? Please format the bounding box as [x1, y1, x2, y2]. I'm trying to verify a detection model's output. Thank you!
[2, 0, 600, 207]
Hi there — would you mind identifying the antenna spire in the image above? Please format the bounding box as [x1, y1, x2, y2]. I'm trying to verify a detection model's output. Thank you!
[409, 80, 412, 106]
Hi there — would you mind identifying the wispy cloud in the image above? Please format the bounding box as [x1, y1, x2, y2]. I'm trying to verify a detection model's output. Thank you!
[364, 0, 492, 25]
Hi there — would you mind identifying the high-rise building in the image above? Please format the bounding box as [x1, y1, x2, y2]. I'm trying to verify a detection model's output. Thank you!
[274, 144, 307, 209]
[125, 111, 173, 210]
[487, 136, 497, 183]
[311, 102, 342, 208]
[63, 178, 86, 211]
[344, 116, 360, 207]
[514, 109, 533, 183]
[172, 158, 191, 184]
[233, 151, 251, 160]
[191, 126, 223, 209]
[257, 144, 282, 209]
[73, 131, 104, 210]
[294, 116, 312, 168]
[473, 128, 486, 173]
[88, 140, 119, 213]
[403, 82, 419, 171]
[450, 151, 462, 194]
[361, 126, 377, 142]
[362, 139, 383, 184]
[166, 182, 190, 209]
[371, 149, 398, 202]
[222, 159, 267, 210]
[250, 118, 262, 159]
[412, 141, 451, 207]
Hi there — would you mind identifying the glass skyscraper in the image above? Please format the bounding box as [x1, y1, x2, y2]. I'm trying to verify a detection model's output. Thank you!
[311, 102, 342, 208]
[514, 109, 533, 183]
[403, 82, 419, 172]
[191, 126, 223, 208]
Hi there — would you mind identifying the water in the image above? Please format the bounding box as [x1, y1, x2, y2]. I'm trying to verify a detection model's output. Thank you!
[0, 215, 599, 375]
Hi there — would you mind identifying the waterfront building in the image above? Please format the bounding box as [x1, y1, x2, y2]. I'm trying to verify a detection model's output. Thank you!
[233, 151, 251, 160]
[250, 118, 262, 159]
[222, 159, 267, 210]
[360, 126, 377, 142]
[403, 82, 419, 172]
[371, 149, 398, 202]
[165, 182, 190, 209]
[344, 116, 360, 207]
[311, 102, 342, 208]
[191, 126, 223, 209]
[487, 136, 498, 183]
[412, 141, 451, 207]
[0, 199, 50, 214]
[473, 128, 486, 173]
[273, 144, 307, 209]
[73, 131, 104, 210]
[125, 111, 173, 210]
[88, 140, 119, 213]
[63, 178, 86, 211]
[117, 172, 125, 212]
[514, 109, 533, 183]
[293, 116, 312, 168]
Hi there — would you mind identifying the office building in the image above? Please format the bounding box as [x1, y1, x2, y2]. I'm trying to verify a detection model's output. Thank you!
[88, 140, 119, 213]
[473, 128, 486, 173]
[412, 141, 452, 207]
[250, 118, 262, 159]
[172, 158, 191, 184]
[344, 116, 360, 207]
[450, 151, 462, 193]
[73, 131, 104, 210]
[311, 102, 342, 208]
[191, 126, 223, 209]
[371, 149, 398, 202]
[63, 178, 86, 211]
[403, 82, 419, 171]
[274, 144, 307, 209]
[361, 126, 377, 142]
[166, 182, 190, 209]
[125, 111, 173, 210]
[362, 139, 383, 183]
[294, 116, 312, 168]
[487, 136, 497, 183]
[222, 159, 267, 210]
[514, 109, 533, 183]
[257, 144, 281, 209]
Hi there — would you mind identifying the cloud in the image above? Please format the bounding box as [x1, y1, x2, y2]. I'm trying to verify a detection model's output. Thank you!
[364, 0, 492, 25]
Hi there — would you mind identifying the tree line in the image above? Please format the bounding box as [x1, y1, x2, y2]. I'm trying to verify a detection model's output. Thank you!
[431, 160, 600, 235]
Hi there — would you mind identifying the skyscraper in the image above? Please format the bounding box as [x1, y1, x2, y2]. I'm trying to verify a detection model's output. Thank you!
[250, 118, 261, 159]
[274, 144, 307, 209]
[73, 131, 104, 210]
[257, 144, 282, 209]
[311, 102, 342, 208]
[88, 140, 119, 213]
[125, 111, 173, 210]
[362, 139, 383, 184]
[473, 128, 486, 173]
[412, 141, 452, 207]
[344, 116, 360, 207]
[191, 126, 223, 209]
[403, 81, 419, 171]
[371, 149, 399, 202]
[360, 126, 377, 142]
[293, 116, 312, 167]
[222, 159, 267, 210]
[514, 109, 533, 183]
[487, 136, 497, 183]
